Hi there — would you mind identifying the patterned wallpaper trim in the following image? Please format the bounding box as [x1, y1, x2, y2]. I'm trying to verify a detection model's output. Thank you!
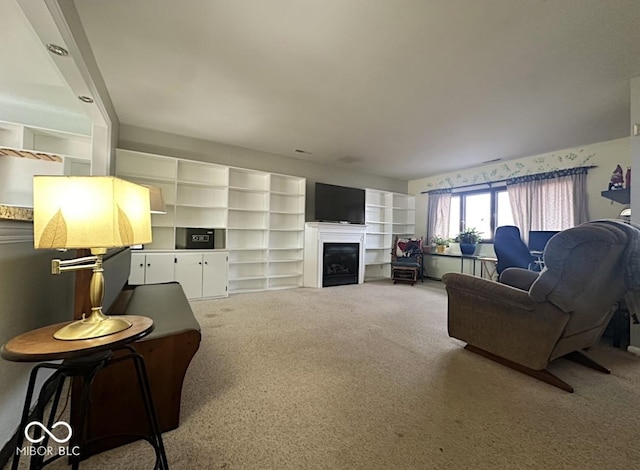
[421, 148, 596, 190]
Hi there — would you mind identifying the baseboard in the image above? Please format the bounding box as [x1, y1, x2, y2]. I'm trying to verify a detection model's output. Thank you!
[627, 345, 640, 356]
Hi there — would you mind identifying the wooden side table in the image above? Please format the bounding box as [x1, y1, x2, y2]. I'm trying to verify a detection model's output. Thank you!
[1, 315, 168, 470]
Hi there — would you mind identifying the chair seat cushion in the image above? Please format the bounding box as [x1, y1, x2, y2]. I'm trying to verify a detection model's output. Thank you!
[391, 260, 420, 268]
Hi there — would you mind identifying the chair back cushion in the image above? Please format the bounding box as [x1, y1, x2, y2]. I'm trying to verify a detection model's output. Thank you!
[529, 221, 631, 336]
[395, 238, 422, 258]
[494, 226, 535, 274]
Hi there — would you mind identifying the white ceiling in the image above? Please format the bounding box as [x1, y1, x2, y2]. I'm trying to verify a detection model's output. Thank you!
[0, 0, 90, 132]
[5, 1, 640, 180]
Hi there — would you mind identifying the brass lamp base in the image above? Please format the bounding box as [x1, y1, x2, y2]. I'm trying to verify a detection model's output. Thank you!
[54, 315, 132, 341]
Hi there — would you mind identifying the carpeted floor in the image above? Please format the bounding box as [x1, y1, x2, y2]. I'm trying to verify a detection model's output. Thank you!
[75, 280, 640, 469]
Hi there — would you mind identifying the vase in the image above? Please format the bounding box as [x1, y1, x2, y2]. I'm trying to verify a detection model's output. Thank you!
[436, 245, 446, 254]
[460, 243, 477, 255]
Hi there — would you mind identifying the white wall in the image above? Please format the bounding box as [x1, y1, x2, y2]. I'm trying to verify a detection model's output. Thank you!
[119, 124, 408, 220]
[0, 223, 75, 450]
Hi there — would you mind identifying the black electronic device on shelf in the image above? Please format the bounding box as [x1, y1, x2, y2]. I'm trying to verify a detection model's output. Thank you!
[314, 182, 365, 224]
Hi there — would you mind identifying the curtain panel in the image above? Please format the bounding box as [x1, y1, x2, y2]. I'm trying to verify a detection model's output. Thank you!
[506, 167, 590, 241]
[426, 189, 452, 244]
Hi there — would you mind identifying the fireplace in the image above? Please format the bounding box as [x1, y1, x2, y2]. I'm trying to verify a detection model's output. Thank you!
[303, 222, 366, 288]
[323, 243, 359, 287]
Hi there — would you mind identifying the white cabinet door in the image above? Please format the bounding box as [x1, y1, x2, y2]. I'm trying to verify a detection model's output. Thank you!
[174, 252, 204, 299]
[202, 252, 228, 298]
[129, 253, 146, 285]
[144, 253, 175, 284]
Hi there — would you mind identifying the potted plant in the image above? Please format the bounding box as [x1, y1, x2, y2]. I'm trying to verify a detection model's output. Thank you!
[455, 227, 483, 255]
[431, 235, 450, 254]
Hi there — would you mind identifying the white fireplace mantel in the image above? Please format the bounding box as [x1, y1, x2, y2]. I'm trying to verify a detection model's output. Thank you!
[303, 222, 366, 288]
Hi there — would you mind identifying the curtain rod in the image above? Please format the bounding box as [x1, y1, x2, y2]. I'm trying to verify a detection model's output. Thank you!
[420, 165, 597, 194]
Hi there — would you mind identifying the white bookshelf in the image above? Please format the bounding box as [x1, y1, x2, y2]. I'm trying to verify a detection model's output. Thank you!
[391, 193, 416, 237]
[116, 149, 178, 250]
[364, 189, 415, 280]
[268, 174, 305, 290]
[115, 148, 305, 295]
[0, 121, 92, 207]
[227, 167, 270, 293]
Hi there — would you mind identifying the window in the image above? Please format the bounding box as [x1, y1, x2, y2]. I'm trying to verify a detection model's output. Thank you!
[448, 187, 513, 241]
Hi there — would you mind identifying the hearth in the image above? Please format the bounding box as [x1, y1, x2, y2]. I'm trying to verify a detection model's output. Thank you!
[323, 243, 359, 287]
[303, 222, 366, 288]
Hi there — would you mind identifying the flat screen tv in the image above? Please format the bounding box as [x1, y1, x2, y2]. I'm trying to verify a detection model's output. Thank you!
[528, 230, 560, 253]
[315, 182, 365, 224]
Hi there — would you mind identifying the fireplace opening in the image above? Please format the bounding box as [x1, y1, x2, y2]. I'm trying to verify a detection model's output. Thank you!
[323, 243, 359, 287]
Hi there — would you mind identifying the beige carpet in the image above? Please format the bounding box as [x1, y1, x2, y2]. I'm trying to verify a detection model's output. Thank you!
[77, 280, 640, 469]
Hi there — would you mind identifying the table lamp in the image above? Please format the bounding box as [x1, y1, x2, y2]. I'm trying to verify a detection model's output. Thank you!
[33, 176, 152, 341]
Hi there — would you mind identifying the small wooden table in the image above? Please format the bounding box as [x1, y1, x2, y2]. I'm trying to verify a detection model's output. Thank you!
[1, 316, 168, 470]
[2, 315, 153, 362]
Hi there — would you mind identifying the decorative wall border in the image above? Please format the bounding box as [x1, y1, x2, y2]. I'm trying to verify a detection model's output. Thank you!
[0, 205, 33, 222]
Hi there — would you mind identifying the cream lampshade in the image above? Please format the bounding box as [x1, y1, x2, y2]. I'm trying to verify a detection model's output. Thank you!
[33, 176, 152, 340]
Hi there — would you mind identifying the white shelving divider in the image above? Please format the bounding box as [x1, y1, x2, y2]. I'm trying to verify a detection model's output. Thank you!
[268, 174, 305, 290]
[116, 148, 306, 295]
[116, 149, 178, 250]
[227, 167, 270, 294]
[391, 193, 416, 238]
[364, 189, 393, 280]
[176, 160, 228, 230]
[364, 189, 415, 280]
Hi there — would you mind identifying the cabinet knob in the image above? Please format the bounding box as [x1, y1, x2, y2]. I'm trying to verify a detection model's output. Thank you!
[204, 261, 208, 265]
[147, 263, 151, 267]
[139, 263, 144, 267]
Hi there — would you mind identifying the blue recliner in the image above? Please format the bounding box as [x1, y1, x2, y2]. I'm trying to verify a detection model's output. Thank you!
[494, 226, 537, 275]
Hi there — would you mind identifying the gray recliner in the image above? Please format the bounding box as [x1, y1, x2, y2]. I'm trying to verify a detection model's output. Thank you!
[442, 220, 639, 392]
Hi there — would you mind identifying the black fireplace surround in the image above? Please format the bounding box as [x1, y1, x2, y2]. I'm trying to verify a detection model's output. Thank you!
[323, 243, 359, 287]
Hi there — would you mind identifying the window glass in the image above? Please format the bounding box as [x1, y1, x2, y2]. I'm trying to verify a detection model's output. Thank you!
[496, 190, 514, 228]
[464, 193, 491, 240]
[445, 187, 513, 241]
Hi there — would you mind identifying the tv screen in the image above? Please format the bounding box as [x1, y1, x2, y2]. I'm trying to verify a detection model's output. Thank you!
[315, 183, 365, 224]
[528, 230, 560, 253]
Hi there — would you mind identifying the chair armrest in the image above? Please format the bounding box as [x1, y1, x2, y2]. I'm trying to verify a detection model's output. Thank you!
[441, 272, 538, 311]
[441, 272, 570, 370]
[499, 267, 540, 291]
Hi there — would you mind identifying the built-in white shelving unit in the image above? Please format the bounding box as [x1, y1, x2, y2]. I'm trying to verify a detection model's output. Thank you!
[0, 121, 92, 207]
[116, 149, 305, 296]
[391, 193, 416, 237]
[364, 188, 415, 280]
[268, 175, 305, 291]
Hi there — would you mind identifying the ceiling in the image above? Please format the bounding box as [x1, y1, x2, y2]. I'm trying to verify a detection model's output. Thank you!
[0, 0, 90, 132]
[5, 1, 640, 180]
